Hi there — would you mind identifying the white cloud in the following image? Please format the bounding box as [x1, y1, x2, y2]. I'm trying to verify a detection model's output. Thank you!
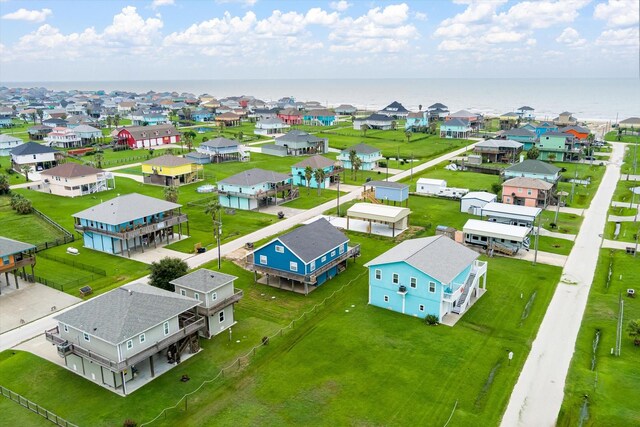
[497, 0, 590, 30]
[526, 38, 537, 47]
[152, 0, 175, 9]
[103, 6, 163, 45]
[215, 0, 258, 6]
[596, 27, 640, 46]
[414, 11, 427, 21]
[2, 8, 52, 23]
[556, 27, 586, 47]
[594, 0, 639, 28]
[329, 1, 351, 12]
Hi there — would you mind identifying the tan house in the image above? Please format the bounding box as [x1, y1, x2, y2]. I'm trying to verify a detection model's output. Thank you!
[41, 163, 115, 198]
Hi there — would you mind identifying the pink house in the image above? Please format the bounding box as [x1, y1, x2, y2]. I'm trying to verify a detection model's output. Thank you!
[277, 108, 303, 125]
[502, 177, 554, 208]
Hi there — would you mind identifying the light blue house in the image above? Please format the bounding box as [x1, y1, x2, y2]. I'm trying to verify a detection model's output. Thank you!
[502, 128, 537, 150]
[303, 109, 337, 126]
[504, 159, 561, 182]
[439, 118, 471, 139]
[248, 218, 360, 294]
[291, 155, 340, 188]
[405, 111, 429, 131]
[72, 193, 189, 257]
[365, 235, 488, 322]
[217, 168, 294, 210]
[521, 122, 558, 138]
[337, 143, 383, 171]
[192, 109, 214, 122]
[363, 180, 409, 206]
[196, 137, 248, 162]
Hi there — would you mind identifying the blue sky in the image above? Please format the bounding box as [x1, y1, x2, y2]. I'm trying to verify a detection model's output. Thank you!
[0, 0, 638, 82]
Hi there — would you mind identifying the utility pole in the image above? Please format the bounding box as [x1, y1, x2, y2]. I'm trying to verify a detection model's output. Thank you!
[555, 191, 568, 224]
[336, 175, 340, 217]
[411, 152, 414, 181]
[533, 209, 541, 266]
[215, 218, 222, 270]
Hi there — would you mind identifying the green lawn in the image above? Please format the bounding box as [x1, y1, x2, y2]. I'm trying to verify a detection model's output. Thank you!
[611, 179, 639, 204]
[603, 220, 639, 243]
[281, 188, 345, 210]
[79, 147, 174, 168]
[540, 210, 584, 235]
[621, 142, 640, 175]
[400, 166, 502, 193]
[556, 162, 606, 209]
[558, 249, 640, 426]
[536, 235, 574, 255]
[0, 201, 67, 245]
[0, 156, 27, 186]
[604, 130, 639, 143]
[0, 233, 562, 427]
[0, 120, 33, 142]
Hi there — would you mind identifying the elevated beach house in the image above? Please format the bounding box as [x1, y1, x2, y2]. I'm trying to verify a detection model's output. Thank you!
[337, 143, 383, 171]
[377, 101, 410, 119]
[72, 193, 189, 257]
[353, 113, 393, 130]
[46, 283, 204, 395]
[0, 237, 36, 293]
[170, 269, 243, 339]
[27, 125, 53, 141]
[500, 127, 537, 149]
[362, 180, 410, 206]
[263, 130, 328, 156]
[0, 134, 23, 156]
[196, 137, 248, 163]
[553, 111, 578, 126]
[113, 124, 181, 149]
[247, 218, 360, 295]
[291, 155, 341, 188]
[473, 139, 523, 163]
[440, 118, 471, 139]
[254, 117, 289, 136]
[536, 132, 570, 161]
[73, 125, 103, 144]
[303, 109, 338, 126]
[516, 106, 535, 120]
[502, 177, 554, 208]
[365, 235, 487, 321]
[405, 111, 429, 131]
[141, 155, 202, 186]
[504, 159, 561, 182]
[335, 104, 357, 115]
[40, 163, 115, 197]
[10, 142, 59, 173]
[45, 127, 82, 148]
[277, 108, 303, 125]
[217, 168, 295, 210]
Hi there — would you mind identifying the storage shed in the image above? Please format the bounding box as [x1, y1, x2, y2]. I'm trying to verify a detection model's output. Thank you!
[460, 192, 497, 215]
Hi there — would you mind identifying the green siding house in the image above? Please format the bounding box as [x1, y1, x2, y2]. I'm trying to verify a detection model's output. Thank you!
[536, 132, 568, 161]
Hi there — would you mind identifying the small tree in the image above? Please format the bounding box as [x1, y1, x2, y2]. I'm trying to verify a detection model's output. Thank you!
[352, 156, 362, 180]
[361, 124, 370, 138]
[405, 130, 412, 143]
[236, 131, 244, 142]
[14, 197, 33, 214]
[0, 174, 10, 195]
[628, 319, 640, 346]
[164, 185, 179, 203]
[313, 168, 326, 196]
[391, 120, 397, 130]
[36, 109, 44, 124]
[548, 153, 556, 162]
[149, 257, 188, 292]
[114, 114, 121, 128]
[304, 166, 313, 195]
[94, 152, 104, 169]
[491, 182, 502, 195]
[348, 149, 357, 180]
[183, 130, 196, 152]
[20, 165, 31, 182]
[526, 147, 540, 160]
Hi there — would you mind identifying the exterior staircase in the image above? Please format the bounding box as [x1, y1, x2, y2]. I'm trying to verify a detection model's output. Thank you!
[452, 272, 476, 314]
[362, 189, 381, 204]
[489, 241, 518, 257]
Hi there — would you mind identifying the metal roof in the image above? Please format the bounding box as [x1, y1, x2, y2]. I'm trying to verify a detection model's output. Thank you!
[463, 219, 530, 241]
[481, 202, 541, 219]
[201, 137, 239, 148]
[505, 159, 561, 175]
[341, 143, 380, 155]
[366, 180, 409, 190]
[143, 154, 194, 167]
[474, 139, 523, 149]
[364, 235, 479, 284]
[347, 203, 411, 223]
[462, 192, 497, 202]
[276, 130, 324, 144]
[72, 193, 181, 224]
[170, 269, 237, 293]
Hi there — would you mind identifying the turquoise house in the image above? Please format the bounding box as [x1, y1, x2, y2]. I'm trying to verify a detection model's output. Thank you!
[291, 155, 340, 188]
[405, 111, 429, 131]
[337, 143, 383, 171]
[502, 128, 537, 150]
[365, 235, 488, 321]
[522, 122, 558, 138]
[303, 109, 337, 126]
[439, 118, 471, 139]
[248, 218, 360, 294]
[192, 109, 214, 122]
[537, 132, 568, 161]
[217, 168, 293, 210]
[72, 193, 188, 257]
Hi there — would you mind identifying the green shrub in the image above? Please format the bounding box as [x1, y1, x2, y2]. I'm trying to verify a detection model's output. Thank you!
[425, 314, 439, 325]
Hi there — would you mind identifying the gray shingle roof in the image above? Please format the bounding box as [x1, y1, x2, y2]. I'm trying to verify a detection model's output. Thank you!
[379, 101, 408, 113]
[143, 154, 194, 167]
[342, 143, 380, 155]
[201, 137, 239, 148]
[256, 117, 285, 126]
[366, 180, 409, 190]
[276, 218, 349, 263]
[54, 283, 200, 344]
[363, 113, 393, 122]
[219, 168, 291, 186]
[504, 128, 536, 137]
[72, 193, 181, 224]
[119, 124, 180, 140]
[10, 142, 58, 156]
[170, 269, 237, 293]
[293, 155, 336, 169]
[443, 118, 470, 127]
[276, 130, 323, 144]
[428, 103, 448, 109]
[506, 159, 560, 175]
[364, 235, 479, 284]
[0, 236, 35, 257]
[503, 177, 554, 190]
[40, 163, 103, 178]
[0, 134, 22, 143]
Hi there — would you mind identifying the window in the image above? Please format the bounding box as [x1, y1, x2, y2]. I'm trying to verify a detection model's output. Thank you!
[527, 189, 532, 195]
[139, 334, 146, 344]
[429, 282, 436, 293]
[211, 292, 217, 301]
[275, 245, 284, 253]
[375, 269, 381, 280]
[180, 289, 186, 296]
[383, 295, 389, 302]
[83, 332, 90, 342]
[194, 293, 200, 301]
[259, 255, 267, 265]
[339, 245, 344, 254]
[410, 277, 417, 289]
[518, 187, 523, 193]
[392, 273, 399, 285]
[419, 304, 425, 312]
[331, 251, 336, 257]
[219, 311, 225, 323]
[290, 261, 298, 272]
[63, 324, 68, 333]
[310, 261, 316, 271]
[321, 256, 327, 262]
[126, 340, 133, 350]
[163, 321, 169, 336]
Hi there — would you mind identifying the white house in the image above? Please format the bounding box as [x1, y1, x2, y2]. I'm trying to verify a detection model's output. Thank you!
[460, 192, 497, 215]
[10, 142, 59, 173]
[463, 219, 531, 255]
[254, 117, 290, 136]
[416, 178, 447, 195]
[0, 134, 24, 156]
[40, 163, 115, 198]
[45, 127, 82, 148]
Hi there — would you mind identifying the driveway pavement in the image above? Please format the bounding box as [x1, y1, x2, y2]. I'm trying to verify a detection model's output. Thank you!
[501, 142, 625, 427]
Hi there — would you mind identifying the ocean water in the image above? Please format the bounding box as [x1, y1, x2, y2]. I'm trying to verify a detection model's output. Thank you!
[3, 78, 638, 121]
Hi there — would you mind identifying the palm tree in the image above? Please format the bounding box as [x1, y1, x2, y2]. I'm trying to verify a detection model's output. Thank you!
[361, 124, 370, 138]
[106, 116, 113, 128]
[20, 165, 31, 182]
[313, 168, 326, 196]
[348, 149, 357, 180]
[353, 156, 362, 180]
[181, 107, 192, 122]
[164, 185, 179, 203]
[304, 166, 313, 195]
[36, 109, 43, 124]
[236, 131, 244, 142]
[0, 174, 10, 195]
[94, 152, 104, 169]
[218, 120, 226, 136]
[204, 199, 223, 269]
[182, 130, 196, 153]
[405, 130, 412, 143]
[114, 114, 121, 128]
[30, 112, 37, 124]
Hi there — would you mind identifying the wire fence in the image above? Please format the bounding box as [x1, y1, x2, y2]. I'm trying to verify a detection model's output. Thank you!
[37, 252, 107, 276]
[140, 271, 366, 426]
[0, 385, 78, 427]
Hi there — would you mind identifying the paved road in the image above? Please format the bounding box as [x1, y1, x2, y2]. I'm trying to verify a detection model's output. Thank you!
[500, 142, 625, 427]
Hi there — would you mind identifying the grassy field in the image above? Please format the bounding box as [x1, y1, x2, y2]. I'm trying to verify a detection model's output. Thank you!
[611, 179, 638, 204]
[0, 201, 67, 245]
[281, 188, 345, 210]
[558, 249, 640, 426]
[0, 156, 27, 186]
[603, 220, 639, 243]
[556, 162, 606, 209]
[401, 166, 502, 193]
[604, 130, 639, 143]
[0, 232, 562, 427]
[0, 120, 33, 142]
[620, 142, 640, 175]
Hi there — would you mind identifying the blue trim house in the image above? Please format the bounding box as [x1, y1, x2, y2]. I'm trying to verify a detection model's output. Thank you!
[303, 109, 337, 126]
[72, 193, 189, 257]
[405, 112, 429, 131]
[196, 137, 248, 162]
[217, 168, 294, 210]
[248, 218, 360, 294]
[440, 118, 471, 139]
[192, 109, 214, 123]
[291, 155, 341, 188]
[337, 143, 383, 171]
[521, 122, 558, 138]
[365, 235, 488, 321]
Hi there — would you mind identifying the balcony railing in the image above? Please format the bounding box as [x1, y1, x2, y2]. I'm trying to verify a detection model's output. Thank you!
[74, 214, 187, 240]
[45, 316, 205, 372]
[217, 184, 293, 199]
[200, 289, 243, 314]
[0, 255, 36, 272]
